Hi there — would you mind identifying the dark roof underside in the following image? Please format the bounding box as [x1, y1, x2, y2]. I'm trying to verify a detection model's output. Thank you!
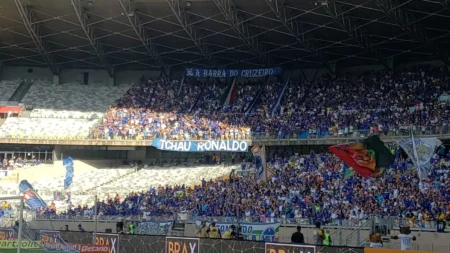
[0, 0, 449, 72]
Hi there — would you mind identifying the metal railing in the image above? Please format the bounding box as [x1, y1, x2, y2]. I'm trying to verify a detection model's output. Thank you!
[12, 125, 446, 142]
[33, 214, 450, 232]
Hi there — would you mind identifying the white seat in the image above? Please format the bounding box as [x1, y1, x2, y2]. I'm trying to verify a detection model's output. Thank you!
[0, 118, 98, 138]
[22, 81, 131, 119]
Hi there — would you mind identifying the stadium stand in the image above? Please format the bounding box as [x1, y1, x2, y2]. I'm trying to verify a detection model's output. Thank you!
[86, 151, 448, 222]
[91, 67, 450, 141]
[0, 118, 98, 139]
[0, 81, 131, 138]
[8, 147, 446, 227]
[22, 81, 131, 118]
[1, 161, 236, 218]
[193, 79, 228, 113]
[0, 80, 22, 101]
[2, 0, 450, 251]
[222, 79, 263, 113]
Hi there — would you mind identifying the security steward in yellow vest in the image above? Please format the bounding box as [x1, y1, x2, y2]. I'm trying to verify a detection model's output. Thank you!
[222, 225, 236, 239]
[323, 230, 332, 246]
[207, 222, 221, 239]
[196, 221, 208, 238]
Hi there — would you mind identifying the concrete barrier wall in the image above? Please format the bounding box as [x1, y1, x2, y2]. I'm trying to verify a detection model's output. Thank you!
[58, 231, 364, 253]
[28, 220, 450, 251]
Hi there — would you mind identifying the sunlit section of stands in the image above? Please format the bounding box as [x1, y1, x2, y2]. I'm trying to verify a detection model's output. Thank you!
[0, 167, 136, 209]
[69, 165, 235, 209]
[0, 117, 98, 138]
[0, 80, 22, 101]
[0, 164, 235, 213]
[22, 81, 131, 118]
[32, 168, 135, 195]
[0, 184, 19, 198]
[29, 109, 103, 119]
[100, 165, 235, 193]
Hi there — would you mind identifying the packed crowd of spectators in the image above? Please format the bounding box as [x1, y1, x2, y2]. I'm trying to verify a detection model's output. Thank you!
[221, 80, 262, 113]
[94, 78, 258, 140]
[194, 80, 228, 114]
[253, 79, 286, 116]
[51, 148, 450, 227]
[93, 66, 450, 141]
[0, 201, 13, 218]
[1, 157, 42, 170]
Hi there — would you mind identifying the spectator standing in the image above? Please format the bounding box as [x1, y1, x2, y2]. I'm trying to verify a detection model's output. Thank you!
[391, 226, 416, 250]
[223, 225, 236, 239]
[207, 222, 221, 239]
[78, 224, 85, 232]
[323, 230, 332, 246]
[291, 226, 305, 244]
[196, 222, 208, 238]
[313, 222, 325, 245]
[369, 229, 383, 248]
[129, 223, 135, 234]
[437, 218, 447, 233]
[116, 220, 124, 233]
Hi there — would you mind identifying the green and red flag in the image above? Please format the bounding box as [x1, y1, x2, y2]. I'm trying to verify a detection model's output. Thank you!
[329, 135, 394, 177]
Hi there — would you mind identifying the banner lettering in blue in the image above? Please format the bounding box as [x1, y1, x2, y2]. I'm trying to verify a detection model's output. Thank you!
[185, 67, 282, 78]
[151, 139, 248, 152]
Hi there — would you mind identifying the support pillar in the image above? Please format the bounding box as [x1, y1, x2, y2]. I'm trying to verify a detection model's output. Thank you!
[330, 61, 337, 77]
[53, 74, 60, 85]
[164, 66, 171, 79]
[387, 57, 395, 73]
[109, 76, 115, 86]
[0, 61, 3, 80]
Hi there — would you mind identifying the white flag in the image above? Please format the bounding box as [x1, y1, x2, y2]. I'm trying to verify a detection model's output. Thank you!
[398, 137, 441, 180]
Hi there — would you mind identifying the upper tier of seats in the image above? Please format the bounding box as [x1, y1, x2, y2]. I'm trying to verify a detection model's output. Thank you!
[22, 81, 131, 119]
[0, 117, 98, 138]
[0, 80, 22, 101]
[95, 66, 450, 140]
[0, 81, 132, 139]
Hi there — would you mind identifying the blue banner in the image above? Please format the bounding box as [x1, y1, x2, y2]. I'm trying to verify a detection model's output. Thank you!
[252, 145, 267, 182]
[63, 157, 74, 190]
[18, 180, 47, 210]
[185, 67, 282, 78]
[151, 138, 248, 152]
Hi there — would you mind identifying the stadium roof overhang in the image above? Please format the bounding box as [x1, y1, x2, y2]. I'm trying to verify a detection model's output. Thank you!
[0, 0, 450, 76]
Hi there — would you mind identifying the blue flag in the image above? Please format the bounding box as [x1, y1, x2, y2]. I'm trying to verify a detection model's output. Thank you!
[63, 157, 74, 189]
[251, 145, 267, 182]
[18, 180, 47, 210]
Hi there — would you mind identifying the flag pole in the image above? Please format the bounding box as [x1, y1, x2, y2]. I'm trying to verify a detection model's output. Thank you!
[410, 129, 424, 191]
[231, 169, 240, 238]
[263, 145, 267, 181]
